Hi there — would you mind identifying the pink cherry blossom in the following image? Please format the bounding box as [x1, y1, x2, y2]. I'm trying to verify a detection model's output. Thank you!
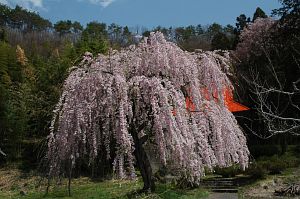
[47, 32, 249, 184]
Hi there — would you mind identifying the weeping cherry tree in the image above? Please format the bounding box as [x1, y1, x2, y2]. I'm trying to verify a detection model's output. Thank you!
[46, 32, 249, 192]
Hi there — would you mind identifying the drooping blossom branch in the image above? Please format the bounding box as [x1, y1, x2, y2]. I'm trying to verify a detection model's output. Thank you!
[47, 32, 249, 185]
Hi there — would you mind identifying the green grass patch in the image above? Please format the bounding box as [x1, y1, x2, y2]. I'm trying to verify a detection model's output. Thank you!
[0, 170, 208, 199]
[0, 178, 143, 199]
[135, 183, 209, 199]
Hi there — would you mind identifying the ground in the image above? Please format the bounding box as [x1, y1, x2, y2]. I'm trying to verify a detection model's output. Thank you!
[239, 167, 300, 199]
[1, 154, 300, 199]
[2, 166, 300, 199]
[0, 165, 209, 199]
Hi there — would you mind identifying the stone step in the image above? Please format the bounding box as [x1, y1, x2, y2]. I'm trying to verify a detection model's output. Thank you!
[202, 185, 238, 189]
[211, 188, 238, 193]
[201, 182, 235, 186]
[202, 181, 235, 184]
[202, 179, 235, 182]
[198, 176, 253, 193]
[200, 178, 239, 193]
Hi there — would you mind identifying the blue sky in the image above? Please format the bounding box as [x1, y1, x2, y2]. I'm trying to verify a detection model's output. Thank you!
[1, 0, 281, 29]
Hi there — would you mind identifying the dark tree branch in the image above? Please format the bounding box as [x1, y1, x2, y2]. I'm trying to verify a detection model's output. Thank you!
[139, 135, 149, 145]
[0, 148, 6, 156]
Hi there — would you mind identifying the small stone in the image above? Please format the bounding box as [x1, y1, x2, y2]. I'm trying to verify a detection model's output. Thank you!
[263, 185, 268, 189]
[84, 52, 93, 57]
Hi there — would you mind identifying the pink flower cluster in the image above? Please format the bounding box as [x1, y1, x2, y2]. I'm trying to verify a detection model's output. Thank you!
[235, 17, 276, 61]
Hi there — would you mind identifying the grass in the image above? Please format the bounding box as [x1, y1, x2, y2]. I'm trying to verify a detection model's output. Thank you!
[0, 167, 209, 199]
[4, 145, 298, 199]
[135, 184, 209, 199]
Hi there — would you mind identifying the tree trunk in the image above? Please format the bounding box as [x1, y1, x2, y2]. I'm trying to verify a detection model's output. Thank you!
[131, 125, 155, 192]
[68, 160, 72, 196]
[280, 134, 287, 155]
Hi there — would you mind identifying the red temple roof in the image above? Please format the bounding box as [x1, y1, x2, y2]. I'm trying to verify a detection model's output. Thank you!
[224, 87, 250, 112]
[182, 87, 249, 114]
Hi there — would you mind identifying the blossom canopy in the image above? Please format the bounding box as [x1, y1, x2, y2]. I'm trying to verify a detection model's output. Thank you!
[47, 32, 249, 185]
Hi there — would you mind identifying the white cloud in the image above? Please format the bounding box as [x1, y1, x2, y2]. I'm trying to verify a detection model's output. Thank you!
[0, 0, 44, 10]
[79, 0, 116, 8]
[0, 0, 9, 5]
[29, 0, 43, 7]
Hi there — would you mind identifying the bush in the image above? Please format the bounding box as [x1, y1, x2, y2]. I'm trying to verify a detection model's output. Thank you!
[15, 140, 42, 172]
[252, 153, 299, 175]
[256, 156, 287, 174]
[204, 166, 213, 175]
[245, 146, 300, 179]
[268, 161, 287, 174]
[214, 164, 241, 178]
[281, 154, 300, 168]
[245, 163, 267, 179]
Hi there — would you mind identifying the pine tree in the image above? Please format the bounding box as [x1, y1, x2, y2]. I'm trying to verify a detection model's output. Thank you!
[253, 7, 267, 22]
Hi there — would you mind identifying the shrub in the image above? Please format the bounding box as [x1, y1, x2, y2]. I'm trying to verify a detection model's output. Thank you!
[245, 163, 267, 179]
[214, 164, 241, 178]
[252, 154, 299, 175]
[255, 156, 286, 174]
[268, 161, 287, 174]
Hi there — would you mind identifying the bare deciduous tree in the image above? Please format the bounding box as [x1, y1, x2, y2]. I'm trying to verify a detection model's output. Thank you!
[244, 61, 300, 138]
[235, 17, 300, 138]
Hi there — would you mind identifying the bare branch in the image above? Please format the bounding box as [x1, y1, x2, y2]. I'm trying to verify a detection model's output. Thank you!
[0, 148, 6, 156]
[242, 63, 300, 137]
